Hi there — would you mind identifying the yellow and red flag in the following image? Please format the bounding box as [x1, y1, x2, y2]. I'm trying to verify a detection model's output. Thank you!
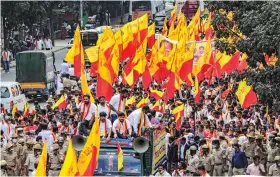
[142, 65, 152, 90]
[11, 104, 18, 117]
[136, 97, 149, 108]
[121, 24, 135, 60]
[35, 142, 47, 177]
[151, 100, 164, 113]
[162, 17, 168, 36]
[78, 118, 100, 176]
[172, 104, 184, 130]
[235, 80, 258, 108]
[65, 25, 84, 77]
[216, 51, 240, 74]
[23, 101, 29, 117]
[138, 14, 148, 45]
[204, 12, 214, 40]
[150, 90, 164, 100]
[126, 96, 136, 106]
[117, 143, 124, 171]
[169, 2, 178, 27]
[179, 43, 196, 82]
[59, 139, 79, 176]
[147, 23, 155, 48]
[51, 95, 68, 110]
[187, 8, 201, 41]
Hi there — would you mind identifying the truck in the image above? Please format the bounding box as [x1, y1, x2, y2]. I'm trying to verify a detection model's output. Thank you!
[15, 51, 56, 100]
[95, 128, 167, 176]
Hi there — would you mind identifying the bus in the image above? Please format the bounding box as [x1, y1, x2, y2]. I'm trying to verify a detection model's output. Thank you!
[128, 0, 165, 21]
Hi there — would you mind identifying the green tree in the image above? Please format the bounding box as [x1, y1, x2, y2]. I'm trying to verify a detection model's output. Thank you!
[207, 1, 280, 111]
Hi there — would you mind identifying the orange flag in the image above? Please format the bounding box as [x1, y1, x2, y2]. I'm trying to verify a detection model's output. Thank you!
[235, 80, 257, 108]
[194, 76, 201, 103]
[136, 97, 149, 108]
[35, 142, 47, 177]
[78, 118, 100, 176]
[81, 69, 95, 103]
[23, 101, 29, 117]
[65, 25, 84, 77]
[150, 90, 164, 100]
[59, 139, 79, 176]
[237, 53, 248, 72]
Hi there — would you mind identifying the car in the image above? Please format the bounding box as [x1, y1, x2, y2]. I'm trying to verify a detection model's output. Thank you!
[1, 82, 26, 112]
[154, 16, 167, 33]
[67, 38, 74, 49]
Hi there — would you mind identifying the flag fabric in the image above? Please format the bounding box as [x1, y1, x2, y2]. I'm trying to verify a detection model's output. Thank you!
[85, 45, 99, 76]
[136, 97, 149, 108]
[81, 69, 95, 103]
[151, 100, 164, 113]
[194, 76, 201, 103]
[65, 25, 84, 77]
[237, 53, 248, 72]
[172, 104, 184, 130]
[23, 101, 29, 117]
[11, 104, 18, 117]
[138, 14, 148, 45]
[51, 95, 68, 110]
[235, 80, 258, 108]
[126, 96, 136, 106]
[33, 114, 37, 122]
[121, 24, 135, 60]
[142, 65, 152, 90]
[169, 2, 178, 26]
[179, 43, 196, 81]
[117, 143, 124, 171]
[216, 51, 241, 74]
[59, 139, 79, 176]
[187, 8, 201, 41]
[150, 90, 164, 100]
[35, 142, 47, 177]
[147, 23, 155, 48]
[78, 118, 100, 176]
[162, 17, 168, 36]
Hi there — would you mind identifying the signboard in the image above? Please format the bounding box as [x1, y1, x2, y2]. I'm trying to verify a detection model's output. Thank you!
[132, 11, 152, 21]
[152, 129, 166, 174]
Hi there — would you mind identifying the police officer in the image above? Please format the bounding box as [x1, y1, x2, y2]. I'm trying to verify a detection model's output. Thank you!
[225, 138, 236, 176]
[18, 138, 26, 176]
[185, 145, 199, 169]
[268, 156, 280, 176]
[267, 137, 278, 171]
[255, 135, 267, 165]
[212, 139, 226, 176]
[24, 144, 41, 176]
[241, 132, 256, 164]
[0, 160, 8, 177]
[3, 142, 17, 176]
[48, 144, 64, 176]
[199, 144, 214, 175]
[57, 137, 67, 158]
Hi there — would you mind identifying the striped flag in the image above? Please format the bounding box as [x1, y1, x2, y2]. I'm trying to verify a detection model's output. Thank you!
[117, 143, 124, 171]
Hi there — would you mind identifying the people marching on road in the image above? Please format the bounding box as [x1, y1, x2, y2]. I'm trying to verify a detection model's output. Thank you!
[2, 3, 280, 177]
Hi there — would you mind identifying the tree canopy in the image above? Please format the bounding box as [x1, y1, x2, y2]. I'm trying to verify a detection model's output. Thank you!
[207, 1, 280, 111]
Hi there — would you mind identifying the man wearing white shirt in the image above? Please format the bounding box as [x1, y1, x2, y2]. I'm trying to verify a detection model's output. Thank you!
[37, 123, 52, 153]
[127, 106, 152, 136]
[112, 112, 132, 139]
[80, 94, 96, 126]
[44, 37, 52, 50]
[99, 112, 112, 140]
[109, 89, 128, 123]
[97, 96, 110, 118]
[34, 36, 44, 50]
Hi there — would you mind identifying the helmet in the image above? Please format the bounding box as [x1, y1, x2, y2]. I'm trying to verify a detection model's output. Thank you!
[34, 144, 42, 150]
[0, 160, 7, 166]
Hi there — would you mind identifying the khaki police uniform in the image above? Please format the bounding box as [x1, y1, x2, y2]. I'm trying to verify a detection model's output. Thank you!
[199, 145, 214, 174]
[212, 147, 226, 176]
[3, 143, 17, 176]
[267, 145, 279, 171]
[185, 146, 200, 169]
[48, 144, 63, 177]
[24, 144, 41, 176]
[255, 136, 268, 165]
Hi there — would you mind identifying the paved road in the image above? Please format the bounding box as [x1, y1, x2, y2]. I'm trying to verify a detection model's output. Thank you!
[1, 48, 68, 82]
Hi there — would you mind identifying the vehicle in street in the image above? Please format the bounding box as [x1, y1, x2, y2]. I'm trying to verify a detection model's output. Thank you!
[16, 51, 56, 100]
[67, 38, 74, 49]
[0, 82, 26, 112]
[154, 15, 166, 33]
[128, 0, 165, 21]
[95, 129, 167, 176]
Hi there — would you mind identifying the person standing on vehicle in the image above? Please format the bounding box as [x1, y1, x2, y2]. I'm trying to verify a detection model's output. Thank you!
[2, 48, 11, 73]
[44, 37, 52, 50]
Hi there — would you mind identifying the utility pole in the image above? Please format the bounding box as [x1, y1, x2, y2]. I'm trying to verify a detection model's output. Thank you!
[80, 0, 83, 28]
